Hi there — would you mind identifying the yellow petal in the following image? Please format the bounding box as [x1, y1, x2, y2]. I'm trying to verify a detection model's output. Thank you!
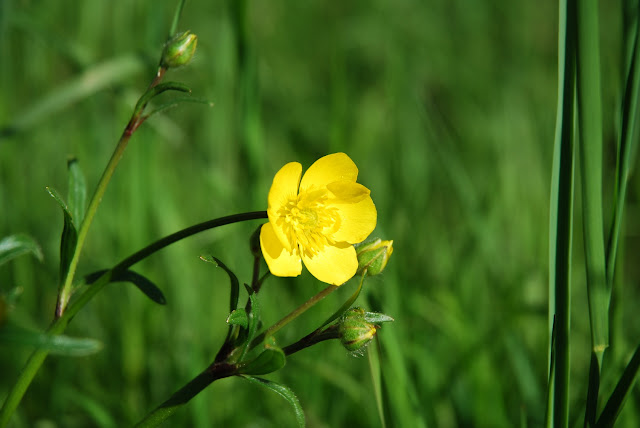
[302, 243, 358, 285]
[267, 161, 302, 251]
[327, 181, 370, 203]
[299, 153, 358, 191]
[260, 222, 302, 277]
[330, 195, 377, 244]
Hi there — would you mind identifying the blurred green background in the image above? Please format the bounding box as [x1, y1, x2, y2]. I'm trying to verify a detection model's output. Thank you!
[1, 0, 639, 427]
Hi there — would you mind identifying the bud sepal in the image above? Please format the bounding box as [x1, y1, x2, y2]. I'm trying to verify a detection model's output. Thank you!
[355, 238, 393, 276]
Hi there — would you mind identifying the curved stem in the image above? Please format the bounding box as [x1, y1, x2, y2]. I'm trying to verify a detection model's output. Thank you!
[113, 211, 267, 272]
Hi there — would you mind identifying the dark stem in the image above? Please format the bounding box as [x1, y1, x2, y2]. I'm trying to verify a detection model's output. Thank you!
[282, 325, 340, 356]
[113, 211, 267, 273]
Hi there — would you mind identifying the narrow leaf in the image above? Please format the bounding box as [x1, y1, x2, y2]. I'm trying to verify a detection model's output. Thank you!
[144, 97, 214, 119]
[199, 255, 239, 313]
[0, 234, 43, 266]
[67, 158, 87, 225]
[241, 376, 305, 428]
[85, 269, 166, 305]
[596, 344, 640, 428]
[239, 285, 261, 360]
[227, 308, 248, 329]
[47, 186, 78, 284]
[0, 324, 102, 356]
[238, 344, 286, 375]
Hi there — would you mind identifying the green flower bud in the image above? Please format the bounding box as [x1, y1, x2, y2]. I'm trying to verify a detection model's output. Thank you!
[161, 31, 198, 69]
[355, 238, 393, 276]
[339, 307, 378, 354]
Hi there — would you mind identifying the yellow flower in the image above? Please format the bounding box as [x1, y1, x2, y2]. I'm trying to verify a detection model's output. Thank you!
[260, 153, 377, 285]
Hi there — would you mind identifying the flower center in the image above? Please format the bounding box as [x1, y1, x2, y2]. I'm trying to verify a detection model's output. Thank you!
[276, 188, 340, 258]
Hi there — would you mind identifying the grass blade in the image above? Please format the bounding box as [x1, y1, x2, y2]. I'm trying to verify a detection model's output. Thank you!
[576, 0, 609, 361]
[606, 2, 640, 287]
[596, 343, 640, 427]
[0, 234, 43, 266]
[548, 0, 576, 426]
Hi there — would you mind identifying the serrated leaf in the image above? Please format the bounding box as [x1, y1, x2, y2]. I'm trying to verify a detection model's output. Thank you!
[47, 186, 78, 284]
[241, 376, 305, 427]
[238, 344, 286, 375]
[86, 269, 166, 305]
[0, 234, 43, 266]
[67, 158, 86, 225]
[227, 308, 248, 329]
[0, 324, 102, 356]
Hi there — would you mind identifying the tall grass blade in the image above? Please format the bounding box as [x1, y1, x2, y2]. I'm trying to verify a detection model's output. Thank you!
[606, 1, 640, 287]
[575, 0, 609, 360]
[595, 343, 640, 427]
[548, 0, 576, 426]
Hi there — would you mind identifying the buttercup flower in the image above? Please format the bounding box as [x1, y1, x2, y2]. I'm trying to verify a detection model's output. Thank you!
[260, 153, 377, 285]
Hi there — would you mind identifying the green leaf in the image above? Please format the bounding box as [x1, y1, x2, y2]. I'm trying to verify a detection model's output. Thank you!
[67, 158, 87, 225]
[364, 312, 395, 324]
[85, 269, 166, 305]
[144, 97, 213, 119]
[595, 343, 640, 428]
[199, 255, 239, 313]
[0, 324, 102, 356]
[239, 284, 261, 360]
[241, 375, 305, 428]
[47, 186, 78, 284]
[238, 343, 286, 375]
[0, 234, 43, 266]
[227, 308, 248, 329]
[133, 81, 192, 117]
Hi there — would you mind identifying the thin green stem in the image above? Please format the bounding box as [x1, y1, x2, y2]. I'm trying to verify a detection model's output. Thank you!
[55, 132, 132, 317]
[250, 284, 339, 350]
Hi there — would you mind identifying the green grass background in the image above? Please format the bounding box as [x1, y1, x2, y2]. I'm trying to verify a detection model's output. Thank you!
[1, 0, 639, 427]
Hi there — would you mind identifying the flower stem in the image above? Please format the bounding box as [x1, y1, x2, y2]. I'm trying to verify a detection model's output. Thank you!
[250, 284, 339, 350]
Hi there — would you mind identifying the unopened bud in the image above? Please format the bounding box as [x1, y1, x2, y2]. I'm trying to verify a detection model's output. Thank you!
[339, 307, 376, 354]
[356, 239, 393, 276]
[161, 31, 198, 69]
